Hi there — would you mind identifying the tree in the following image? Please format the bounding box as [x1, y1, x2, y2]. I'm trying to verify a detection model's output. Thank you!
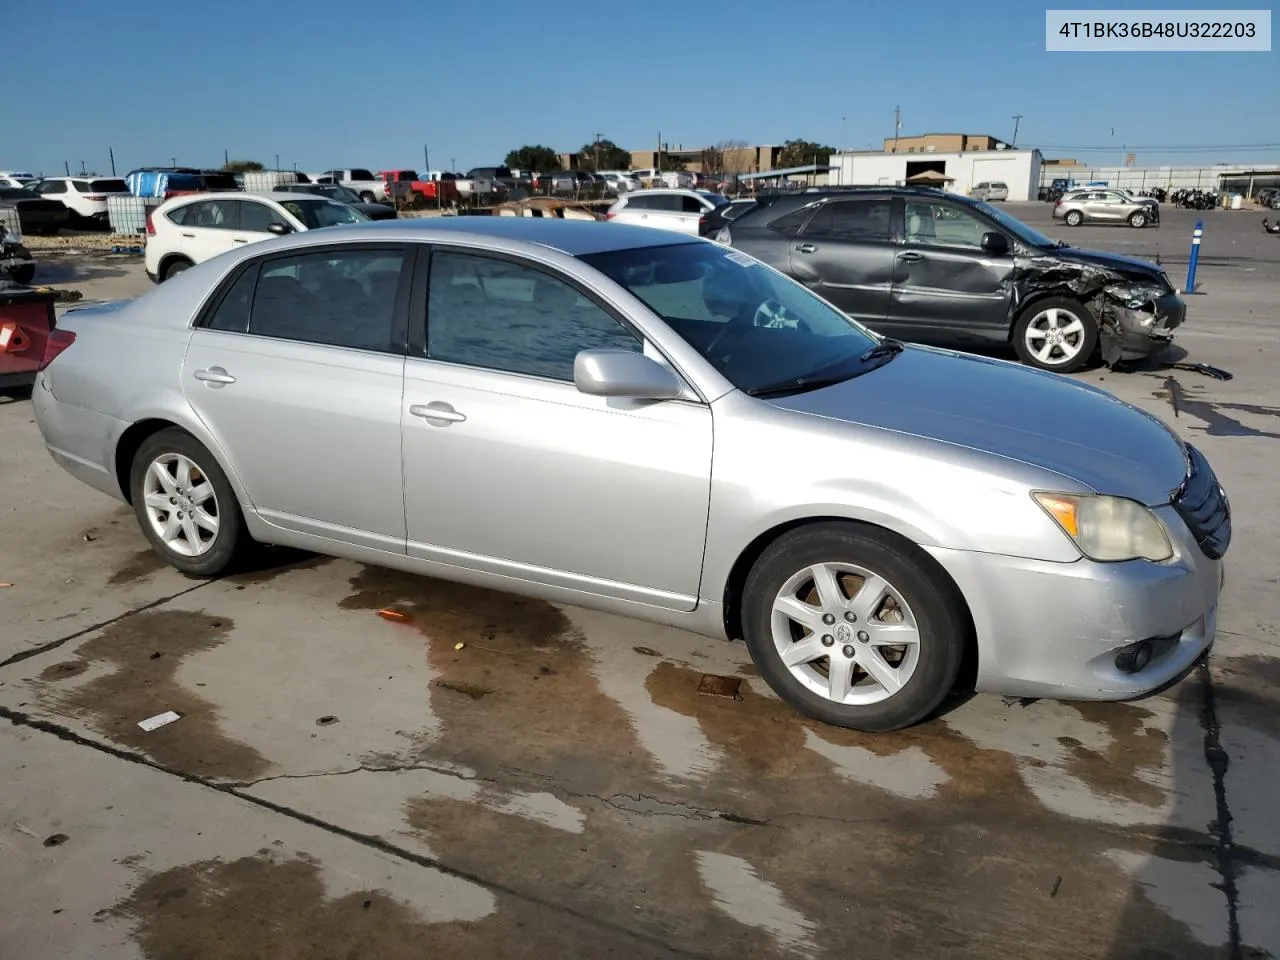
[655, 151, 687, 172]
[577, 138, 631, 171]
[776, 139, 836, 169]
[703, 139, 752, 176]
[504, 145, 561, 172]
[222, 159, 264, 173]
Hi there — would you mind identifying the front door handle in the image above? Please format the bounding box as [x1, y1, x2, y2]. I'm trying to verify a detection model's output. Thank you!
[795, 243, 818, 254]
[233, 238, 248, 244]
[409, 402, 467, 425]
[193, 367, 236, 386]
[898, 251, 925, 262]
[181, 232, 195, 238]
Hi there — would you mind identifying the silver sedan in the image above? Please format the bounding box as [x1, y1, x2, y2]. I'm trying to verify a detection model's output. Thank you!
[31, 218, 1229, 731]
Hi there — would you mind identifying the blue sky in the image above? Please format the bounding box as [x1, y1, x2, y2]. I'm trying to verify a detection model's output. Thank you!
[9, 0, 1276, 176]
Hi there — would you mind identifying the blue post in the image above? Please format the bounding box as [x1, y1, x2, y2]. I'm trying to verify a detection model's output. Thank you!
[1185, 220, 1204, 293]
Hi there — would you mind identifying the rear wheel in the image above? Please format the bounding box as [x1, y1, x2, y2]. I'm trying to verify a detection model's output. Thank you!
[7, 248, 34, 284]
[359, 191, 376, 203]
[1064, 210, 1084, 226]
[129, 428, 248, 576]
[741, 523, 967, 732]
[160, 257, 192, 282]
[1013, 297, 1098, 373]
[1128, 210, 1148, 228]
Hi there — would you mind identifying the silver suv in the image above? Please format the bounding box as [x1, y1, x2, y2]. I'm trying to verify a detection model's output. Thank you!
[1053, 189, 1159, 228]
[969, 181, 1008, 202]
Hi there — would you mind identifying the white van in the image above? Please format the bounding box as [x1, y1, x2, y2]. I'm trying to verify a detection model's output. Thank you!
[630, 168, 695, 190]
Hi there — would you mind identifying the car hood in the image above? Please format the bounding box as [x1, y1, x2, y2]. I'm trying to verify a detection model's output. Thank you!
[1040, 244, 1163, 280]
[768, 346, 1188, 506]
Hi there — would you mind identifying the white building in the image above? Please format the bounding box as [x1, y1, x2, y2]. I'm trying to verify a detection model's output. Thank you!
[829, 148, 1043, 201]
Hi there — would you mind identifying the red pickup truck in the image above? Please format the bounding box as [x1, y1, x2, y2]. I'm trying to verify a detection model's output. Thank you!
[377, 170, 460, 205]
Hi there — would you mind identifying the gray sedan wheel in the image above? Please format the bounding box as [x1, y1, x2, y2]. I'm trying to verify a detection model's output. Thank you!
[129, 428, 247, 576]
[1128, 210, 1148, 228]
[742, 523, 967, 731]
[1064, 210, 1084, 226]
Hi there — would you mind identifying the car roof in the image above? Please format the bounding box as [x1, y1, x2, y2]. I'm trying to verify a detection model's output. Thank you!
[623, 188, 702, 197]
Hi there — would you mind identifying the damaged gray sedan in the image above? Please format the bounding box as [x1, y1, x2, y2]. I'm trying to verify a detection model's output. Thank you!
[721, 187, 1185, 373]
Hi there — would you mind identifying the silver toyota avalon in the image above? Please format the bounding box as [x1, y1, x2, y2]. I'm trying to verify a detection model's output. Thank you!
[31, 218, 1230, 731]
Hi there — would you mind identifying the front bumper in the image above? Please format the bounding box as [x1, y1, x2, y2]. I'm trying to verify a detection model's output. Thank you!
[1110, 290, 1186, 361]
[925, 504, 1222, 701]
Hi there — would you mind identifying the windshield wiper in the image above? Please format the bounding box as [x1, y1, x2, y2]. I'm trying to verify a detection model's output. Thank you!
[748, 340, 904, 398]
[857, 338, 905, 363]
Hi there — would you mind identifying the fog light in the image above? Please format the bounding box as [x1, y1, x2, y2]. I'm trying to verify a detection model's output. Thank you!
[1115, 640, 1153, 674]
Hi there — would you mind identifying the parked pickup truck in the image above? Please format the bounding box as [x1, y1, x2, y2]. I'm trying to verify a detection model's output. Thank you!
[312, 169, 388, 203]
[377, 170, 460, 205]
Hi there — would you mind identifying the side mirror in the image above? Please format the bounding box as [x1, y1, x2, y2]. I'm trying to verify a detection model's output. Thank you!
[574, 349, 682, 400]
[267, 222, 292, 236]
[980, 231, 1009, 256]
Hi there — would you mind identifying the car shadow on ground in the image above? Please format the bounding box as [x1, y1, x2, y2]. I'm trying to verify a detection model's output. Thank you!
[31, 254, 132, 285]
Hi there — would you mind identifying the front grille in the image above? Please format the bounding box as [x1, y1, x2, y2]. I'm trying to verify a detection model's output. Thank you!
[1172, 444, 1231, 559]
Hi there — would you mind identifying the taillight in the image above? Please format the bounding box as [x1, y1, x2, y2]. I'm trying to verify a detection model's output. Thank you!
[145, 211, 156, 235]
[40, 329, 76, 370]
[1054, 199, 1062, 207]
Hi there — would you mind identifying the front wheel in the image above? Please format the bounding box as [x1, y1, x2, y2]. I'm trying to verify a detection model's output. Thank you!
[1128, 210, 1148, 228]
[129, 428, 248, 576]
[1064, 210, 1084, 226]
[1013, 297, 1098, 373]
[741, 523, 967, 732]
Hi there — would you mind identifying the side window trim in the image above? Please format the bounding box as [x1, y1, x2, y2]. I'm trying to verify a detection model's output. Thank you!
[192, 242, 414, 355]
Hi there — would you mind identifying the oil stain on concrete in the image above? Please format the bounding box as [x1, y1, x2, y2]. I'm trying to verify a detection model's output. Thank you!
[107, 548, 167, 586]
[32, 608, 269, 780]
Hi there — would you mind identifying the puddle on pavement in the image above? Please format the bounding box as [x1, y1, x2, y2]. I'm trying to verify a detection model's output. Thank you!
[1061, 702, 1169, 806]
[31, 609, 269, 780]
[113, 851, 681, 959]
[1153, 377, 1280, 439]
[1213, 654, 1280, 741]
[332, 563, 1226, 957]
[107, 549, 166, 586]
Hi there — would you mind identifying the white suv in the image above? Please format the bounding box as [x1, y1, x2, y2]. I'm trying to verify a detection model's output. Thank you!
[605, 188, 728, 236]
[34, 176, 131, 224]
[0, 171, 38, 190]
[144, 191, 367, 282]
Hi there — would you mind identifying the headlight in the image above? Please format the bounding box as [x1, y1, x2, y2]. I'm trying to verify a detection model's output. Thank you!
[1032, 492, 1173, 562]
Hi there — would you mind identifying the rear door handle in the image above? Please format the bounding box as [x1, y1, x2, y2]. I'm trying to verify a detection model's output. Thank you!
[409, 402, 467, 425]
[181, 232, 195, 238]
[233, 238, 248, 244]
[795, 243, 818, 254]
[898, 251, 925, 262]
[193, 367, 236, 386]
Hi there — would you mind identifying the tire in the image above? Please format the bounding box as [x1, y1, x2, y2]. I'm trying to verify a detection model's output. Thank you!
[1012, 297, 1098, 373]
[8, 262, 35, 284]
[741, 522, 967, 732]
[1064, 210, 1083, 226]
[129, 428, 248, 577]
[160, 257, 192, 282]
[1128, 210, 1148, 228]
[359, 192, 375, 203]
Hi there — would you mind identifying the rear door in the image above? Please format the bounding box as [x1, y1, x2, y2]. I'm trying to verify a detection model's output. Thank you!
[172, 199, 243, 263]
[784, 196, 897, 324]
[886, 197, 1013, 343]
[182, 243, 413, 550]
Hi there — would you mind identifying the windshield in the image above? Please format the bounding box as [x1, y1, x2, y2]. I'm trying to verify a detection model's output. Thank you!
[698, 191, 729, 207]
[580, 242, 881, 395]
[970, 200, 1058, 248]
[278, 198, 367, 229]
[320, 185, 361, 202]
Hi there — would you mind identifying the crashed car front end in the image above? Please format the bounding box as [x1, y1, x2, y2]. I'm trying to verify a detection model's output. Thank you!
[1099, 275, 1184, 364]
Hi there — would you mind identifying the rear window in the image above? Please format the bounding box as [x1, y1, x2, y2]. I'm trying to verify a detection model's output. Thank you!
[90, 179, 129, 193]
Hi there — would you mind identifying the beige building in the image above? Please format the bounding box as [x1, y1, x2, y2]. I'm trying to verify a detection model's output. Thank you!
[884, 133, 1011, 155]
[559, 144, 784, 175]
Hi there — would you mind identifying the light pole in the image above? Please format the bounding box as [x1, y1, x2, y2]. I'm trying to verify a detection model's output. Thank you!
[1011, 114, 1022, 147]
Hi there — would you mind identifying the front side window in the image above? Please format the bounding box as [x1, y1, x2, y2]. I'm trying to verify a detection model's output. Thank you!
[240, 201, 290, 233]
[903, 201, 988, 248]
[680, 195, 706, 214]
[426, 251, 641, 381]
[246, 248, 407, 352]
[581, 242, 879, 395]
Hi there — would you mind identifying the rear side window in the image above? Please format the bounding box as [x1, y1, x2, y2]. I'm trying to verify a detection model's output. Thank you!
[71, 180, 92, 193]
[179, 200, 239, 229]
[38, 181, 68, 195]
[248, 248, 408, 352]
[802, 199, 892, 241]
[680, 195, 706, 214]
[205, 266, 258, 333]
[349, 169, 375, 181]
[765, 203, 821, 236]
[90, 179, 129, 193]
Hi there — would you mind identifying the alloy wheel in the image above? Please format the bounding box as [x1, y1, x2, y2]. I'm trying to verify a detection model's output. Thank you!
[141, 453, 220, 557]
[770, 562, 921, 706]
[1024, 307, 1086, 366]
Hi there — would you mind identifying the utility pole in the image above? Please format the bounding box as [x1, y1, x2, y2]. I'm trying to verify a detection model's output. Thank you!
[171, 157, 177, 168]
[593, 132, 603, 171]
[1011, 114, 1022, 147]
[450, 157, 456, 173]
[108, 147, 116, 176]
[64, 160, 70, 175]
[79, 160, 87, 176]
[657, 131, 662, 175]
[224, 148, 229, 167]
[423, 145, 430, 173]
[893, 105, 901, 153]
[274, 153, 280, 170]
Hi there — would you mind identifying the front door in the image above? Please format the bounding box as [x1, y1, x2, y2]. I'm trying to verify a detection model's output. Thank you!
[182, 243, 413, 551]
[785, 196, 897, 325]
[885, 198, 1014, 344]
[401, 247, 712, 609]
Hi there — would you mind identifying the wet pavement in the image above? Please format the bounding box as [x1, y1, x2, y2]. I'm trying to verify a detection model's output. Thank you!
[1, 205, 1278, 959]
